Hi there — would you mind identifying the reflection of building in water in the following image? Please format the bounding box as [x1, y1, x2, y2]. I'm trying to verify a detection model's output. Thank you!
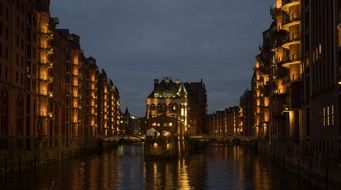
[143, 154, 207, 190]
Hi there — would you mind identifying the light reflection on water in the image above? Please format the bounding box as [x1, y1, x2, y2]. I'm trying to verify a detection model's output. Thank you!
[0, 144, 317, 190]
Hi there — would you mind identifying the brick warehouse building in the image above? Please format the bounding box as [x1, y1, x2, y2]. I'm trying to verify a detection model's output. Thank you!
[237, 0, 341, 187]
[0, 0, 121, 170]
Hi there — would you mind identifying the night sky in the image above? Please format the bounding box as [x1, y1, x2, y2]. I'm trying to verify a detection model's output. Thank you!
[50, 0, 273, 117]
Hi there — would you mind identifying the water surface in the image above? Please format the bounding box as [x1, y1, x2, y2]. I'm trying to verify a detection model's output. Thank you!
[0, 144, 317, 190]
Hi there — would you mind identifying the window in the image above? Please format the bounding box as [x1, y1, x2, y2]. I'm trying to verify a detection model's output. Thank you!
[331, 105, 335, 125]
[322, 107, 326, 126]
[5, 27, 8, 40]
[0, 3, 3, 16]
[6, 8, 8, 20]
[327, 106, 330, 126]
[322, 105, 335, 127]
[338, 24, 341, 47]
[0, 89, 9, 150]
[16, 94, 24, 149]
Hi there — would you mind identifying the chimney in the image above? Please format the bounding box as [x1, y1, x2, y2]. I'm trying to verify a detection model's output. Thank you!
[154, 79, 159, 89]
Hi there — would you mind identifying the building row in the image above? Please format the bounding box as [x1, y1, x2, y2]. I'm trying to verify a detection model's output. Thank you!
[145, 77, 207, 139]
[244, 0, 341, 158]
[0, 0, 122, 168]
[207, 107, 242, 136]
[238, 0, 341, 165]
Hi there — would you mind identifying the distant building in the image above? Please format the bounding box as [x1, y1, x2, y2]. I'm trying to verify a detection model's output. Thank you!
[184, 79, 208, 135]
[97, 70, 121, 137]
[239, 90, 254, 136]
[146, 77, 188, 139]
[122, 108, 142, 136]
[208, 106, 240, 136]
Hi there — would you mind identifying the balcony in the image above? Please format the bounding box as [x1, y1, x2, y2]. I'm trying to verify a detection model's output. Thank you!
[281, 34, 300, 49]
[272, 66, 289, 78]
[281, 56, 301, 68]
[39, 47, 54, 55]
[282, 17, 301, 31]
[281, 0, 300, 12]
[271, 90, 287, 97]
[39, 31, 54, 39]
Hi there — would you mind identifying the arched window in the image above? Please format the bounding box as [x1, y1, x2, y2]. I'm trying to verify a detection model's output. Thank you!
[157, 104, 161, 111]
[0, 89, 9, 150]
[16, 94, 24, 149]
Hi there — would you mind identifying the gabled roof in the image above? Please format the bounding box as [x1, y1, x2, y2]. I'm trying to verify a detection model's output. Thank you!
[147, 77, 187, 99]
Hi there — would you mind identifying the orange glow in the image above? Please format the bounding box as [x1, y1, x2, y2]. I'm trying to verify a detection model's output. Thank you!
[264, 111, 270, 122]
[73, 69, 79, 76]
[264, 97, 269, 107]
[73, 114, 78, 123]
[256, 90, 261, 97]
[91, 75, 96, 82]
[256, 72, 260, 80]
[338, 24, 341, 47]
[40, 85, 48, 95]
[73, 78, 79, 86]
[73, 99, 78, 108]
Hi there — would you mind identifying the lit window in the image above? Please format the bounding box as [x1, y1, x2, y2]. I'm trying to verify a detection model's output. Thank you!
[319, 44, 322, 55]
[327, 106, 330, 126]
[323, 107, 326, 126]
[331, 105, 335, 126]
[338, 24, 341, 47]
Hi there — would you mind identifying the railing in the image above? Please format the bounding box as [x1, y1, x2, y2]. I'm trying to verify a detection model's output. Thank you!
[283, 15, 300, 25]
[282, 0, 300, 5]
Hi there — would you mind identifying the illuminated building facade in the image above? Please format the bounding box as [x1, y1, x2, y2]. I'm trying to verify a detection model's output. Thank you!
[241, 0, 341, 179]
[0, 0, 121, 169]
[269, 0, 303, 151]
[239, 89, 254, 136]
[79, 57, 99, 144]
[98, 70, 121, 138]
[208, 107, 241, 136]
[252, 28, 273, 147]
[146, 77, 188, 139]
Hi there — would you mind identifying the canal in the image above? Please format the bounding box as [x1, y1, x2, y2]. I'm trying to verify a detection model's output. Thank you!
[0, 144, 318, 190]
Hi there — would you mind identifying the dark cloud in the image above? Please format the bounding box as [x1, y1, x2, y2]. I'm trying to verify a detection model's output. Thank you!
[51, 0, 273, 116]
